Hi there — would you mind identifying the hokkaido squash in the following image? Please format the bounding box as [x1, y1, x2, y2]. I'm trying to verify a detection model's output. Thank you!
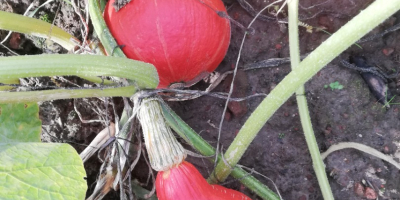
[104, 0, 231, 88]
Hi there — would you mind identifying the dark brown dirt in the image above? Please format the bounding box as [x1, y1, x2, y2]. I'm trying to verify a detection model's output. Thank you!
[1, 0, 400, 199]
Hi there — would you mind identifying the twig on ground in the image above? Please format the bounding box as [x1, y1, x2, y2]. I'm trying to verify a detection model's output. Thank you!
[358, 23, 400, 43]
[237, 0, 337, 24]
[74, 98, 106, 123]
[299, 0, 332, 10]
[123, 134, 142, 182]
[70, 0, 90, 51]
[237, 0, 277, 21]
[244, 55, 308, 70]
[53, 76, 81, 87]
[340, 60, 398, 80]
[321, 142, 400, 170]
[141, 148, 157, 199]
[0, 43, 19, 55]
[80, 123, 115, 162]
[237, 164, 283, 200]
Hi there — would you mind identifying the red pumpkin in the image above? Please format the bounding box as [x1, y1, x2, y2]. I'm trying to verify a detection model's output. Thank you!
[156, 161, 251, 200]
[104, 0, 231, 88]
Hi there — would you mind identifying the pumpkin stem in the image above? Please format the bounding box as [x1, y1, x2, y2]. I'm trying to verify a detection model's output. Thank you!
[137, 97, 187, 171]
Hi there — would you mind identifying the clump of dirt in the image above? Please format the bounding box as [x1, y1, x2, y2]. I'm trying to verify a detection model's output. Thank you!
[1, 0, 400, 199]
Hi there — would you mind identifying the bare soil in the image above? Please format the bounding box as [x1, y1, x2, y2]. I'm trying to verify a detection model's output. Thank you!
[1, 0, 400, 199]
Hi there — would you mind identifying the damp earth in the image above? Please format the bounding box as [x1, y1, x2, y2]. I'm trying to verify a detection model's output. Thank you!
[1, 0, 400, 199]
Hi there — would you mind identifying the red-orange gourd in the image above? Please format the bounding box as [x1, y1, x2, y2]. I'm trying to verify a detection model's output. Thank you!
[104, 0, 231, 88]
[156, 161, 252, 200]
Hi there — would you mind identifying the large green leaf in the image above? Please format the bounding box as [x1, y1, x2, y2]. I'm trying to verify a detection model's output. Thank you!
[0, 103, 87, 199]
[0, 143, 87, 200]
[0, 103, 41, 142]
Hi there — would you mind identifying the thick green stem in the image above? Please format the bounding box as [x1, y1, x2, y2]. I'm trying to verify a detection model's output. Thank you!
[0, 10, 77, 50]
[288, 1, 334, 199]
[288, 2, 301, 71]
[210, 0, 400, 183]
[161, 103, 279, 200]
[0, 54, 158, 88]
[0, 86, 135, 103]
[88, 0, 126, 57]
[0, 54, 158, 102]
[0, 10, 113, 85]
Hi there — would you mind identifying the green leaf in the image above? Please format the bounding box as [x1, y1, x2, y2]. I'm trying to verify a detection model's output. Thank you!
[328, 81, 343, 91]
[0, 103, 41, 142]
[0, 103, 87, 199]
[0, 143, 87, 200]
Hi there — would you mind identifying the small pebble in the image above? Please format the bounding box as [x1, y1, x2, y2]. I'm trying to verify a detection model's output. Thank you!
[323, 124, 332, 135]
[382, 48, 394, 56]
[383, 146, 390, 154]
[224, 111, 232, 122]
[364, 187, 377, 199]
[9, 32, 23, 49]
[284, 112, 289, 117]
[297, 195, 307, 200]
[354, 182, 365, 197]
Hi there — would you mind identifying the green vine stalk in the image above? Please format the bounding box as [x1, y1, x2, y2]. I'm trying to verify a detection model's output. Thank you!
[210, 0, 400, 183]
[88, 0, 126, 57]
[0, 86, 137, 103]
[0, 10, 77, 50]
[0, 54, 158, 102]
[0, 54, 157, 85]
[288, 0, 334, 199]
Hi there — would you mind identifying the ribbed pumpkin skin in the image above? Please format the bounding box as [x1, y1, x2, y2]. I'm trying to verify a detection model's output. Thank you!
[156, 161, 252, 200]
[104, 0, 231, 88]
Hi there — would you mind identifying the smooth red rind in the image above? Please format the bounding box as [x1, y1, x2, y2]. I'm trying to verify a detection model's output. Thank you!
[156, 161, 251, 200]
[104, 0, 231, 88]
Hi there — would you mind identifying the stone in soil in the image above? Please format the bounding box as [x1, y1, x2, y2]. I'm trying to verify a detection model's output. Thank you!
[364, 187, 377, 199]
